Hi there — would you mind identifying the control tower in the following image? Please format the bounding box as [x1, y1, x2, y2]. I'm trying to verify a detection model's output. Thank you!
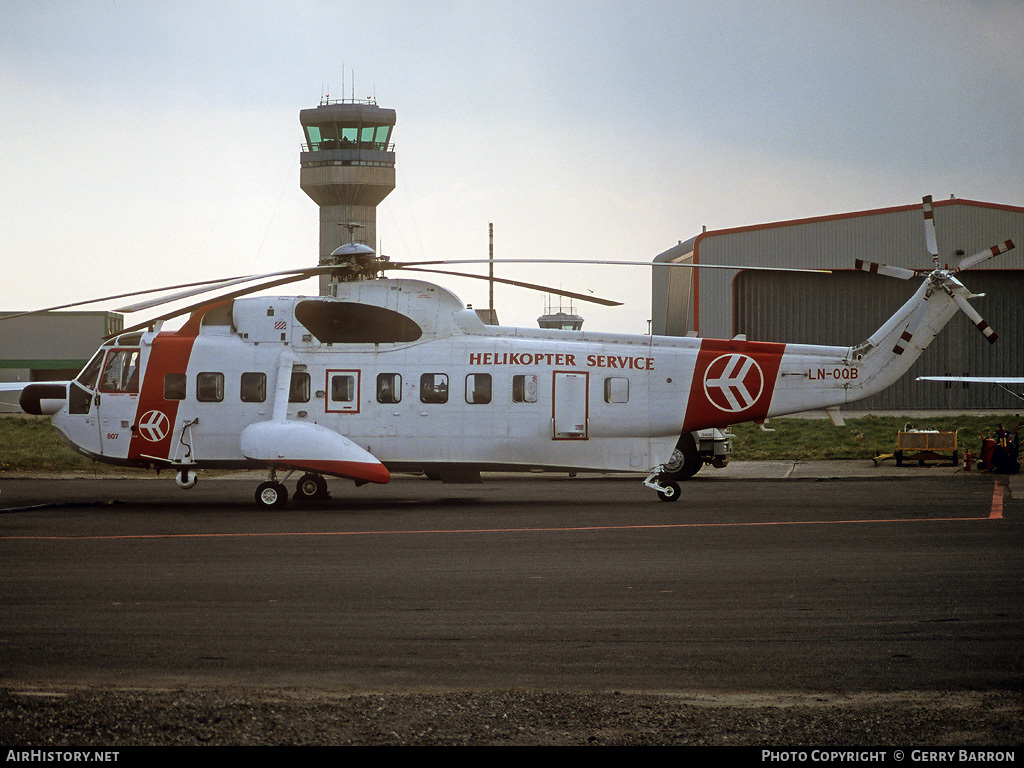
[538, 297, 584, 330]
[299, 99, 396, 294]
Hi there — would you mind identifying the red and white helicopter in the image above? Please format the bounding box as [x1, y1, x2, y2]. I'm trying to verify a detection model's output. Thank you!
[6, 196, 1015, 506]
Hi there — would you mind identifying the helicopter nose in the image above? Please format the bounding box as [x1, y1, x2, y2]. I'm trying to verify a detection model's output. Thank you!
[20, 383, 67, 415]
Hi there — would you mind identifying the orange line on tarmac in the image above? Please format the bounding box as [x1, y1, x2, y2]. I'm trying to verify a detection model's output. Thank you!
[991, 480, 1004, 519]
[0, 515, 997, 542]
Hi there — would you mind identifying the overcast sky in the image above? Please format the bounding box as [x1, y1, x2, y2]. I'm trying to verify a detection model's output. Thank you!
[2, 0, 1022, 332]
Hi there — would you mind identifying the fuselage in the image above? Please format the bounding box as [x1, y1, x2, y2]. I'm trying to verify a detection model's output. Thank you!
[37, 273, 957, 481]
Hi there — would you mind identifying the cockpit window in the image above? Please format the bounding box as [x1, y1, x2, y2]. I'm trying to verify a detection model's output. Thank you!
[76, 350, 105, 390]
[98, 349, 140, 394]
[294, 300, 422, 344]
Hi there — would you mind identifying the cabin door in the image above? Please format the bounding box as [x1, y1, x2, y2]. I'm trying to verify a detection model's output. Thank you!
[95, 347, 142, 458]
[552, 371, 588, 440]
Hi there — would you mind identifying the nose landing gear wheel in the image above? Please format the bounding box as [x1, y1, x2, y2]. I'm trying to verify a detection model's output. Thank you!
[256, 481, 288, 508]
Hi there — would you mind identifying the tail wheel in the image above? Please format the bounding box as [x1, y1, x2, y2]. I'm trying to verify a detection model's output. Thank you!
[256, 481, 288, 509]
[296, 473, 329, 501]
[657, 482, 681, 502]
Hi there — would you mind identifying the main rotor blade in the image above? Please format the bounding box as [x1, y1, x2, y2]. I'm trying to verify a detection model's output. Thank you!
[116, 265, 332, 312]
[956, 239, 1015, 272]
[395, 267, 623, 306]
[0, 265, 333, 322]
[388, 259, 831, 274]
[107, 273, 315, 339]
[0, 272, 304, 322]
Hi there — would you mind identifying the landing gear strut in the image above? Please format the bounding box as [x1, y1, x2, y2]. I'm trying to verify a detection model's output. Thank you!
[644, 433, 701, 502]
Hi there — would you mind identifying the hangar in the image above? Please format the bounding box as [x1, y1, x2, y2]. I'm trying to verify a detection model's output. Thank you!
[0, 311, 122, 412]
[652, 197, 1024, 410]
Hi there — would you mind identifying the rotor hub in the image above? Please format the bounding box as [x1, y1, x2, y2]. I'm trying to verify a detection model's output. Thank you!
[325, 243, 387, 282]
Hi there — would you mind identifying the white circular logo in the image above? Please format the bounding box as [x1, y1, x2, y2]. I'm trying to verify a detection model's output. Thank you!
[137, 410, 171, 442]
[702, 353, 765, 413]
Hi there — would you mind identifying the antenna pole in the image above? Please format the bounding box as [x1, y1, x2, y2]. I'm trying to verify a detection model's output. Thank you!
[489, 223, 494, 316]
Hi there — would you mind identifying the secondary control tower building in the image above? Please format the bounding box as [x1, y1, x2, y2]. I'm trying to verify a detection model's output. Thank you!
[299, 99, 396, 294]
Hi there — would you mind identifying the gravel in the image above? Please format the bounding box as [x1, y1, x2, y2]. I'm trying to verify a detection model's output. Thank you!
[2, 686, 1022, 746]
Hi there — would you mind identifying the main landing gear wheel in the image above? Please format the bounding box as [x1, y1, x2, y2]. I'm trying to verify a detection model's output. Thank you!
[664, 433, 702, 480]
[256, 481, 288, 509]
[296, 473, 329, 501]
[656, 481, 681, 502]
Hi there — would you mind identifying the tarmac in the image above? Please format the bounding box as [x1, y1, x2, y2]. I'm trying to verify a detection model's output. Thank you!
[4, 459, 1021, 499]
[703, 458, 1023, 499]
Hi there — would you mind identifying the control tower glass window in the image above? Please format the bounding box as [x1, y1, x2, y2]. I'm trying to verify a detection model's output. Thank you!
[360, 125, 392, 147]
[305, 123, 392, 151]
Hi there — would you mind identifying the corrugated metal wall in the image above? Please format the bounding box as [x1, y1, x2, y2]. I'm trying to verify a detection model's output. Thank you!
[733, 270, 1024, 410]
[654, 199, 1024, 410]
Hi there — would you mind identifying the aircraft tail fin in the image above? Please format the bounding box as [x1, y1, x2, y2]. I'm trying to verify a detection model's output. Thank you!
[846, 197, 1015, 400]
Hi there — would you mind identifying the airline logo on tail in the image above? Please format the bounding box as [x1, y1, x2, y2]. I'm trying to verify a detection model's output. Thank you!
[703, 353, 765, 412]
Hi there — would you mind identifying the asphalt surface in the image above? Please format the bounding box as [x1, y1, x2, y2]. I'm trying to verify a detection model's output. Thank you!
[1, 462, 1022, 746]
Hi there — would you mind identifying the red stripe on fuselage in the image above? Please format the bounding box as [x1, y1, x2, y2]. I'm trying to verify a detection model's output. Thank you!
[681, 339, 785, 432]
[126, 318, 204, 464]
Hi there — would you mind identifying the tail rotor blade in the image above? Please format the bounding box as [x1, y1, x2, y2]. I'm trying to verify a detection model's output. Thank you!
[957, 239, 1016, 272]
[854, 259, 916, 280]
[952, 294, 998, 344]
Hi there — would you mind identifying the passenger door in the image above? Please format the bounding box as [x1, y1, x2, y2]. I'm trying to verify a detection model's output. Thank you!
[552, 371, 588, 439]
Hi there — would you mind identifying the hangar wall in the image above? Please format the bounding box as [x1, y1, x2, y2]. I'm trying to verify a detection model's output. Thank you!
[0, 311, 122, 412]
[653, 198, 1024, 410]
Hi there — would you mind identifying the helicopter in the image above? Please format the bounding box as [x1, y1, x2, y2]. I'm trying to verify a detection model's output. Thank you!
[6, 196, 1015, 506]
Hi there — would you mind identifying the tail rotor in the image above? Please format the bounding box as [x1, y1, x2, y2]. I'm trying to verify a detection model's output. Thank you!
[856, 195, 1014, 347]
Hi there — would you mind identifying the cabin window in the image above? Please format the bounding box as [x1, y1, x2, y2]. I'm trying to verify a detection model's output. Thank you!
[294, 300, 423, 344]
[240, 372, 267, 403]
[512, 374, 538, 403]
[196, 372, 224, 402]
[465, 373, 492, 404]
[328, 371, 360, 413]
[331, 374, 355, 402]
[377, 373, 402, 404]
[420, 373, 448, 404]
[604, 377, 629, 404]
[98, 349, 140, 394]
[164, 373, 187, 400]
[289, 371, 311, 403]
